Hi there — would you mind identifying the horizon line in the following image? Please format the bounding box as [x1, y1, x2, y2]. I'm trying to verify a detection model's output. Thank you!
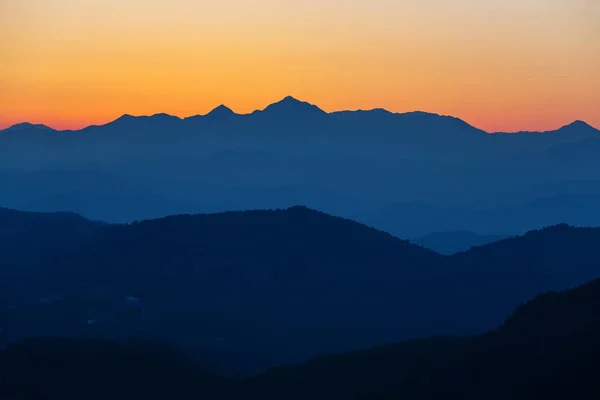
[1, 95, 597, 134]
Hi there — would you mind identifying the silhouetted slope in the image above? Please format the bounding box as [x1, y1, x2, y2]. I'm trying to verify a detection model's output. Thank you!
[259, 96, 327, 118]
[1, 97, 599, 238]
[436, 224, 600, 333]
[0, 207, 100, 265]
[4, 99, 596, 139]
[103, 113, 183, 132]
[1, 122, 55, 133]
[49, 206, 441, 370]
[0, 207, 442, 372]
[4, 274, 600, 399]
[411, 231, 507, 254]
[246, 276, 600, 399]
[4, 96, 596, 169]
[0, 208, 101, 303]
[205, 105, 237, 119]
[0, 338, 233, 400]
[451, 223, 600, 293]
[493, 120, 599, 138]
[0, 207, 98, 234]
[4, 207, 600, 375]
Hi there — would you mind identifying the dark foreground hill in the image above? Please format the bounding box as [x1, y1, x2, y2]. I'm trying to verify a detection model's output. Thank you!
[2, 274, 600, 399]
[3, 207, 600, 375]
[1, 206, 441, 373]
[0, 338, 233, 400]
[245, 275, 600, 399]
[0, 208, 102, 305]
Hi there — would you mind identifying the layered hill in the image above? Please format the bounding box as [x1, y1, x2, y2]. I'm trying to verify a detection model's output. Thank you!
[3, 207, 600, 375]
[3, 269, 600, 399]
[246, 274, 600, 399]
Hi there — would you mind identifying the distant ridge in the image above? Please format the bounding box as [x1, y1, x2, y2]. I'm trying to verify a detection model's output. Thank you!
[2, 96, 597, 134]
[205, 105, 236, 117]
[1, 122, 55, 132]
[259, 96, 327, 116]
[491, 120, 599, 136]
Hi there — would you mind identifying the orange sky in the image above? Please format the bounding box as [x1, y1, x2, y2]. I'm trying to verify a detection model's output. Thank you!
[1, 0, 599, 132]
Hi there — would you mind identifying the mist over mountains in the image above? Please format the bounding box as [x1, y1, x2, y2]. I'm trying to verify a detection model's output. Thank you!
[411, 231, 508, 255]
[1, 96, 599, 239]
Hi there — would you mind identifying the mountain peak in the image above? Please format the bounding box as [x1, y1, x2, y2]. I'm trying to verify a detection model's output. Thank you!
[104, 113, 183, 131]
[150, 113, 180, 120]
[4, 122, 55, 132]
[555, 120, 598, 136]
[114, 113, 180, 120]
[262, 96, 327, 116]
[11, 122, 54, 131]
[562, 120, 595, 130]
[112, 114, 136, 122]
[281, 95, 301, 103]
[206, 104, 235, 117]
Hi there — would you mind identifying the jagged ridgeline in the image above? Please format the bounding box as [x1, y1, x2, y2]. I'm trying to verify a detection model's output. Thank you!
[1, 97, 599, 237]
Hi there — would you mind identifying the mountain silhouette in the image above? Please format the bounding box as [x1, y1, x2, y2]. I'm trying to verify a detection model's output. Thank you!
[259, 96, 327, 117]
[4, 267, 600, 399]
[205, 105, 237, 118]
[1, 122, 55, 133]
[3, 207, 600, 374]
[0, 96, 595, 166]
[245, 273, 600, 399]
[0, 337, 234, 400]
[2, 96, 598, 231]
[0, 207, 102, 309]
[3, 94, 600, 399]
[102, 113, 184, 133]
[182, 105, 240, 130]
[5, 97, 595, 136]
[493, 119, 598, 137]
[554, 120, 598, 135]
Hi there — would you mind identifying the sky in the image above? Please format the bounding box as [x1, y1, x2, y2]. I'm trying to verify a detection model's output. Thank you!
[1, 0, 598, 132]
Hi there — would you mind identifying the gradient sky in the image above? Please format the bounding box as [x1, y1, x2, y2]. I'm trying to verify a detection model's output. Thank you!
[1, 0, 598, 132]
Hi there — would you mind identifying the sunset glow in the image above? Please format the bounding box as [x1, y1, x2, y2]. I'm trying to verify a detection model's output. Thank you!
[1, 0, 599, 132]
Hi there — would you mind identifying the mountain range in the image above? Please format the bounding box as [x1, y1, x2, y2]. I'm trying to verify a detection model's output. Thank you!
[3, 96, 597, 136]
[3, 210, 600, 398]
[3, 97, 600, 397]
[3, 206, 600, 376]
[2, 97, 600, 238]
[1, 96, 598, 167]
